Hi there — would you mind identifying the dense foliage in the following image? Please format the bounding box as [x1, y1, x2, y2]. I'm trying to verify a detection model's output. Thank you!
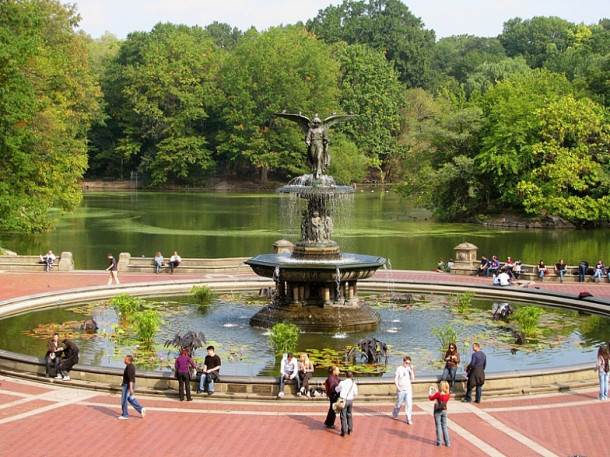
[0, 0, 100, 232]
[1, 0, 609, 232]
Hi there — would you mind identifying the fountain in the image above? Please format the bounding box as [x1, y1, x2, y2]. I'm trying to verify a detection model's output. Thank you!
[246, 112, 387, 332]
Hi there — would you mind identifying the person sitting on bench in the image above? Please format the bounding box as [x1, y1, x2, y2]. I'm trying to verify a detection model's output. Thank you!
[169, 251, 182, 273]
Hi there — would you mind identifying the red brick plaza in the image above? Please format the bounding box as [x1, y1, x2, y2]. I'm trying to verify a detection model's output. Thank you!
[0, 270, 608, 457]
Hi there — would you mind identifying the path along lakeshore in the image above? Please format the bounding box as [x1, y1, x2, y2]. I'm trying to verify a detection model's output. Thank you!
[0, 269, 609, 457]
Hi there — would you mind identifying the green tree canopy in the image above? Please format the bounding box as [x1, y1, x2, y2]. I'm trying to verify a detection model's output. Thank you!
[0, 0, 100, 232]
[102, 23, 224, 185]
[307, 0, 435, 88]
[217, 26, 341, 182]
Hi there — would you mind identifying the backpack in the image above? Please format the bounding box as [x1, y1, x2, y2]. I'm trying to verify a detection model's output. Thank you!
[605, 357, 609, 373]
[324, 378, 330, 395]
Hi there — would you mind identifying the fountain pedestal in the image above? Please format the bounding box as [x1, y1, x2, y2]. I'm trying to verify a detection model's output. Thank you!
[246, 175, 386, 332]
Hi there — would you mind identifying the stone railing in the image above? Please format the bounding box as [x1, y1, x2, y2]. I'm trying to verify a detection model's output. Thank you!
[450, 242, 602, 283]
[0, 252, 74, 271]
[117, 252, 252, 274]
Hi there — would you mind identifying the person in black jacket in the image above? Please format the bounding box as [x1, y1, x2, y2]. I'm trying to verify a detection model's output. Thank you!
[323, 366, 341, 428]
[462, 343, 486, 403]
[56, 339, 79, 381]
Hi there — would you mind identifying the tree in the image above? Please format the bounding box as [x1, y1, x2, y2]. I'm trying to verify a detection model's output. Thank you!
[397, 88, 486, 220]
[217, 26, 341, 182]
[432, 35, 506, 84]
[0, 0, 100, 232]
[307, 0, 435, 88]
[475, 70, 576, 208]
[335, 43, 404, 180]
[464, 56, 531, 97]
[516, 95, 610, 225]
[100, 23, 223, 185]
[499, 16, 578, 68]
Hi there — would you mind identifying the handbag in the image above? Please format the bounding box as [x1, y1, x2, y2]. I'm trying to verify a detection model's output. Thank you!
[189, 368, 197, 381]
[333, 397, 346, 411]
[333, 379, 355, 411]
[433, 400, 447, 412]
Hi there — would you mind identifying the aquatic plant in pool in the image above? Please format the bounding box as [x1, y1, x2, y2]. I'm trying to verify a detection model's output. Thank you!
[3, 292, 610, 377]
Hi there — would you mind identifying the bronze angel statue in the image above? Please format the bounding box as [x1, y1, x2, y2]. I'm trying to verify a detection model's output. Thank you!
[275, 112, 355, 178]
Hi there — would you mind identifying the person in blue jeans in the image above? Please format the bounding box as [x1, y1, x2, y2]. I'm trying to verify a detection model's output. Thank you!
[429, 381, 451, 447]
[199, 345, 221, 395]
[595, 345, 609, 400]
[441, 344, 460, 393]
[392, 355, 415, 424]
[118, 355, 146, 420]
[592, 259, 605, 283]
[578, 260, 588, 282]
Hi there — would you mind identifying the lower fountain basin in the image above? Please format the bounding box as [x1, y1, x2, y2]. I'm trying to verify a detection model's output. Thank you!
[245, 252, 386, 282]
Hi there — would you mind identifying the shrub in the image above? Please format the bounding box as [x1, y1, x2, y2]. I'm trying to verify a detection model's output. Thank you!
[133, 310, 163, 345]
[268, 322, 300, 354]
[431, 325, 459, 352]
[513, 306, 544, 338]
[454, 291, 475, 313]
[110, 294, 143, 320]
[191, 285, 214, 309]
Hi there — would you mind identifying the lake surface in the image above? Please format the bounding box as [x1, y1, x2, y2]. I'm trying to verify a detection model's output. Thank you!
[1, 190, 610, 271]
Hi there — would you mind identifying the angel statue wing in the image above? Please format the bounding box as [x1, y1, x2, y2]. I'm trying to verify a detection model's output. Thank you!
[274, 112, 311, 134]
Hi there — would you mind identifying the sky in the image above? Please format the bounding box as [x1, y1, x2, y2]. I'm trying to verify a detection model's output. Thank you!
[73, 0, 609, 40]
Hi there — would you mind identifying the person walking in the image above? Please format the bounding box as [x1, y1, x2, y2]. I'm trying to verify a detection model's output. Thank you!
[175, 348, 196, 401]
[429, 381, 451, 447]
[463, 343, 486, 403]
[118, 354, 146, 420]
[392, 355, 415, 424]
[105, 253, 120, 285]
[595, 345, 609, 400]
[323, 366, 341, 429]
[441, 344, 460, 393]
[335, 371, 358, 437]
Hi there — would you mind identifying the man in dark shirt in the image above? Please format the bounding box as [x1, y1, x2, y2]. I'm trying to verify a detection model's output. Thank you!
[199, 345, 221, 395]
[463, 343, 487, 403]
[118, 355, 146, 420]
[323, 366, 341, 428]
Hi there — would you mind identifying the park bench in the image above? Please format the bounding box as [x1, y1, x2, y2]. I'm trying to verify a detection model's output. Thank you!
[117, 253, 251, 274]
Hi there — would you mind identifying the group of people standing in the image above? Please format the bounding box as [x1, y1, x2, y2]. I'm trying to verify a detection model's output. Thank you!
[320, 342, 486, 447]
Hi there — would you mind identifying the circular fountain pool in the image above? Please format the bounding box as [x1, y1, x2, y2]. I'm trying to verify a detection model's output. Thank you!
[1, 291, 608, 378]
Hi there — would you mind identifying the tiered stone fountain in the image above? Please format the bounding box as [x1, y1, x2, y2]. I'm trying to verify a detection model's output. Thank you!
[246, 112, 386, 332]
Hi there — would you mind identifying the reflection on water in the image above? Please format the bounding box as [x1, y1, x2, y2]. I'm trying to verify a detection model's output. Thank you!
[1, 191, 609, 270]
[0, 294, 608, 378]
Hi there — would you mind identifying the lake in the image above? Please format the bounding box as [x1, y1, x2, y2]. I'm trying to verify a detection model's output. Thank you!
[1, 190, 609, 270]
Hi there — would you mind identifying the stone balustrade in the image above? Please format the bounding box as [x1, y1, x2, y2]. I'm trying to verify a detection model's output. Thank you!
[117, 252, 251, 274]
[0, 252, 74, 271]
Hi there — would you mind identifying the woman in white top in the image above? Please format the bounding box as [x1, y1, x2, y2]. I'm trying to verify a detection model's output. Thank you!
[335, 370, 358, 437]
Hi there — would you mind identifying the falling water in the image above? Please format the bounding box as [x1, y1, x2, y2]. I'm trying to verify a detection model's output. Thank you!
[383, 259, 395, 299]
[335, 266, 342, 302]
